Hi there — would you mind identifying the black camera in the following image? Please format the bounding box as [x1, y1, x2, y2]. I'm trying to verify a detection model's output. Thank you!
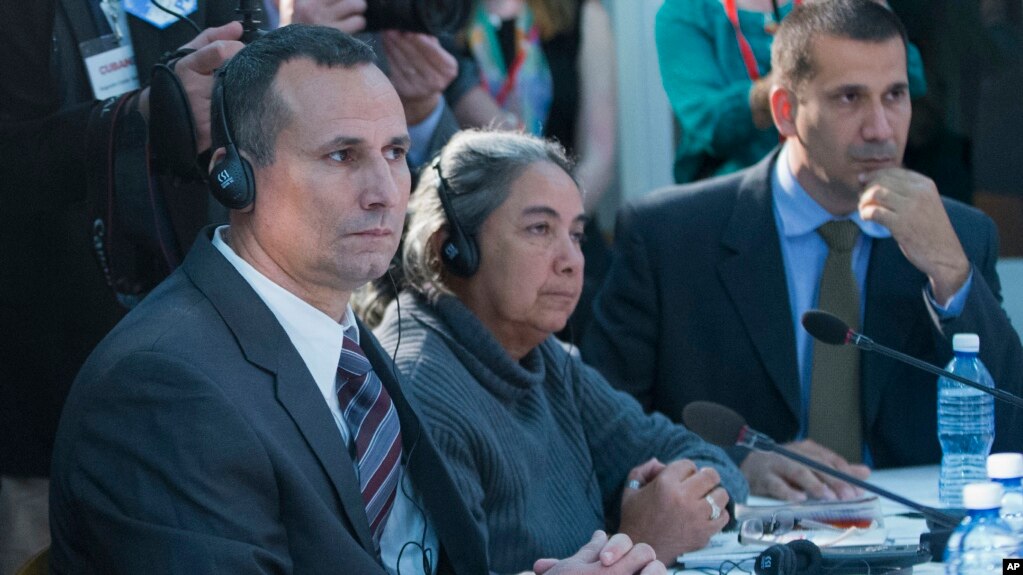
[364, 0, 471, 35]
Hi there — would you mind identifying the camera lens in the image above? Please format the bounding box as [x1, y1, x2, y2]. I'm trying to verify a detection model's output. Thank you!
[365, 0, 471, 36]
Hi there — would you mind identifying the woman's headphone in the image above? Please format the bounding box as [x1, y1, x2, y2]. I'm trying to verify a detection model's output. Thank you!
[432, 159, 479, 277]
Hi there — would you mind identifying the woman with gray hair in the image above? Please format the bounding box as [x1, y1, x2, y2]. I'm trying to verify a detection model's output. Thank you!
[373, 129, 748, 572]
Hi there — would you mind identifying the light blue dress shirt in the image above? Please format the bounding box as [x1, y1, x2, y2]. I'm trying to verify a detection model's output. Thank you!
[407, 97, 446, 168]
[770, 146, 973, 448]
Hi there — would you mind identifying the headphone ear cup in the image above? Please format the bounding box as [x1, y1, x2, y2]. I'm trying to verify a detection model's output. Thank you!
[755, 541, 824, 575]
[209, 73, 255, 210]
[210, 144, 256, 210]
[755, 543, 796, 575]
[440, 229, 479, 278]
[786, 540, 823, 575]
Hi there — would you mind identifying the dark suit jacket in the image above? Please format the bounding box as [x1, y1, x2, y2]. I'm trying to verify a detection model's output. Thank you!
[49, 228, 489, 574]
[582, 151, 1023, 468]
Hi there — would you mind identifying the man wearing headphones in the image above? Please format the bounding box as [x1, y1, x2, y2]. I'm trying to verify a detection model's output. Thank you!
[49, 24, 664, 575]
[583, 0, 1023, 502]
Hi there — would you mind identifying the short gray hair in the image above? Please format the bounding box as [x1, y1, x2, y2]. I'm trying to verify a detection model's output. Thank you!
[215, 24, 376, 167]
[403, 129, 578, 298]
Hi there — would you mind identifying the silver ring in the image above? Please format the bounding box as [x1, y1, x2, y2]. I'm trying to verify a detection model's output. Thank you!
[705, 494, 722, 520]
[626, 479, 643, 490]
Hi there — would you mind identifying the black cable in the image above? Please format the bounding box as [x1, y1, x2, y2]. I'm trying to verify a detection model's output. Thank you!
[771, 0, 782, 26]
[387, 268, 432, 575]
[148, 0, 202, 34]
[387, 268, 403, 384]
[390, 419, 431, 568]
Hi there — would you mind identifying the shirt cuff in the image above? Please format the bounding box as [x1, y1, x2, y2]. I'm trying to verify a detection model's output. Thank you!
[926, 270, 974, 320]
[407, 97, 446, 168]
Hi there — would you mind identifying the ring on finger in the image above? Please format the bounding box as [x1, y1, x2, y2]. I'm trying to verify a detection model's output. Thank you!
[705, 494, 722, 521]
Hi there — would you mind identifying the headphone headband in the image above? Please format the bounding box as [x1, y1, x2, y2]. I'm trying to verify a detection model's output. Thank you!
[432, 158, 479, 277]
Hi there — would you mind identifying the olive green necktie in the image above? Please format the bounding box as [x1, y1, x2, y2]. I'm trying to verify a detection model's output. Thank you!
[808, 220, 862, 463]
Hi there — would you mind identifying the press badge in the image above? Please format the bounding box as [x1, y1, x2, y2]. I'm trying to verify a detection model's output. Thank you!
[123, 0, 198, 29]
[81, 35, 140, 100]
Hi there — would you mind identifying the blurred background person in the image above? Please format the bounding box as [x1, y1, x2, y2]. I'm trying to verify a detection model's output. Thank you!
[285, 0, 466, 169]
[656, 0, 925, 185]
[371, 129, 748, 569]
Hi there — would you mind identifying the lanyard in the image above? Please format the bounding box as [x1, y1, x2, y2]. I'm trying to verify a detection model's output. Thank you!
[723, 0, 800, 81]
[494, 26, 535, 106]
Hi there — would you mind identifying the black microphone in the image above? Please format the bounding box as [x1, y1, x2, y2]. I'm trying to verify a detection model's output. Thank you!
[682, 401, 961, 530]
[801, 310, 1023, 409]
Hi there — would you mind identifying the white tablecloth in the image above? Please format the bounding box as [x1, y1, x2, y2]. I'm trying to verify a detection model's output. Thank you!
[672, 465, 946, 574]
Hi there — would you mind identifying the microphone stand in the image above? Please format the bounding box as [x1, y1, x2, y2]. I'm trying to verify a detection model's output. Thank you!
[737, 426, 961, 530]
[847, 332, 1023, 409]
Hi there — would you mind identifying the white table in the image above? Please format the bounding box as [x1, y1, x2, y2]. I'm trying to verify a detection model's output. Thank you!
[672, 465, 947, 573]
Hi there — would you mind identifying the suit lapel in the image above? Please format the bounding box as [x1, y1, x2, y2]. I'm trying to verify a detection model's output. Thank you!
[274, 353, 376, 552]
[861, 237, 924, 431]
[359, 323, 489, 575]
[717, 153, 801, 422]
[182, 229, 376, 554]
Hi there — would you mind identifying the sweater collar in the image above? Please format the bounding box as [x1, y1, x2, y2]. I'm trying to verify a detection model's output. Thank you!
[401, 291, 549, 395]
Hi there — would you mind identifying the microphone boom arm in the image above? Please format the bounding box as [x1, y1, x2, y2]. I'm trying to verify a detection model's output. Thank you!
[848, 332, 1023, 409]
[738, 425, 960, 529]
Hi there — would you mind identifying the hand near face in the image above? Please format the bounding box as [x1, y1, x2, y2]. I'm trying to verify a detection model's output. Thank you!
[136, 21, 245, 153]
[740, 439, 871, 502]
[532, 530, 665, 575]
[291, 0, 367, 33]
[381, 31, 458, 124]
[858, 168, 971, 303]
[618, 459, 730, 561]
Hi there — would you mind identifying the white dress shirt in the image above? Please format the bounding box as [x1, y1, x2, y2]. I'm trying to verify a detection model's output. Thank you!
[213, 226, 438, 574]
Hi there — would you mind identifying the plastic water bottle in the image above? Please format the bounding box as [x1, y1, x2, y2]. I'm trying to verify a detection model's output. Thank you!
[988, 453, 1023, 535]
[944, 482, 1020, 574]
[938, 333, 995, 507]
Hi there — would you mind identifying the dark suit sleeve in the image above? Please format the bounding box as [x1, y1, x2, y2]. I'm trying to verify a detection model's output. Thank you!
[424, 104, 460, 163]
[51, 352, 289, 574]
[581, 205, 661, 409]
[941, 216, 1023, 452]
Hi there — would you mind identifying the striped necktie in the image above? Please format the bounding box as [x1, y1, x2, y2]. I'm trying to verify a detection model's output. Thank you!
[337, 332, 403, 547]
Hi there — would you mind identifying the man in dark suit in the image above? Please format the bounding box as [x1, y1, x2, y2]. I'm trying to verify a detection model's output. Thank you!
[50, 25, 663, 574]
[583, 0, 1023, 502]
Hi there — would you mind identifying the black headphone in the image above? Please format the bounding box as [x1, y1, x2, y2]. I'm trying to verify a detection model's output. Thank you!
[432, 159, 479, 277]
[209, 68, 256, 210]
[755, 540, 823, 575]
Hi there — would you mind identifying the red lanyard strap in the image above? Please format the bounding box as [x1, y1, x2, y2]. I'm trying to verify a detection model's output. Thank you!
[723, 0, 800, 82]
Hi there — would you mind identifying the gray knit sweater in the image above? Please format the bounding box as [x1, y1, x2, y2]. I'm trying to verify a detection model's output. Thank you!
[375, 292, 748, 573]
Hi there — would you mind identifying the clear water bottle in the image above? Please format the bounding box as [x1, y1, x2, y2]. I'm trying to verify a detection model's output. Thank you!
[988, 453, 1023, 535]
[944, 482, 1020, 574]
[938, 333, 996, 507]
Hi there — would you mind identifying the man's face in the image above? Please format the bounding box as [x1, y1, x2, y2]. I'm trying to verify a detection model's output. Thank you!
[248, 60, 411, 299]
[782, 35, 911, 211]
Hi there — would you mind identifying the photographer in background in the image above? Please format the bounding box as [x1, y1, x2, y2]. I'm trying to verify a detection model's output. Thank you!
[0, 2, 244, 570]
[285, 0, 471, 169]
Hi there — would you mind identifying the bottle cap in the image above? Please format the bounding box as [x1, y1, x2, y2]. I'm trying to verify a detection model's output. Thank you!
[952, 333, 980, 353]
[963, 482, 1004, 509]
[988, 453, 1023, 479]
